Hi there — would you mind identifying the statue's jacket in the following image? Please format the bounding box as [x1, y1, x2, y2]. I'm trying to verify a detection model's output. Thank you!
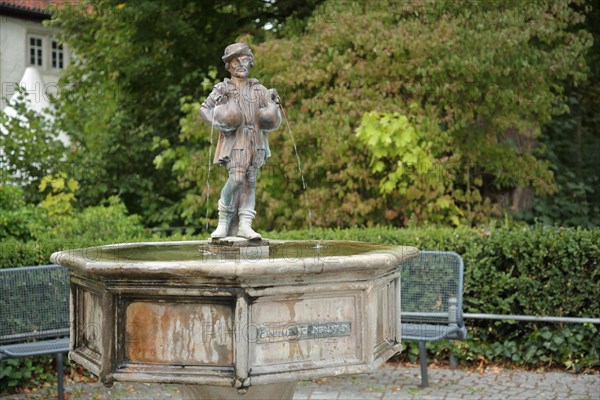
[202, 78, 272, 167]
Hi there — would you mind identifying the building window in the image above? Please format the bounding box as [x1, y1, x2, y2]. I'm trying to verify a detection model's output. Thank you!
[51, 40, 65, 69]
[28, 35, 44, 67]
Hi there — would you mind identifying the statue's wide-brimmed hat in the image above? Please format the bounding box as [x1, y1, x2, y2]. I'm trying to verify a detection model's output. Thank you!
[222, 43, 252, 63]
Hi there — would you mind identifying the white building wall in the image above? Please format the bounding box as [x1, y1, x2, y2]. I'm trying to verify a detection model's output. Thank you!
[0, 14, 67, 110]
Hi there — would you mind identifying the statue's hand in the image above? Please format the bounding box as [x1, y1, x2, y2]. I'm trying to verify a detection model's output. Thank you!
[266, 88, 280, 105]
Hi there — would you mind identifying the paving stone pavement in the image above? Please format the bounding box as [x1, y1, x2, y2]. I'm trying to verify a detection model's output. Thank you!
[3, 363, 599, 399]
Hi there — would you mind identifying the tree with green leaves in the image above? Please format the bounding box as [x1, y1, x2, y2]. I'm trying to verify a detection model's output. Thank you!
[51, 0, 596, 229]
[522, 1, 600, 227]
[0, 88, 67, 204]
[49, 0, 321, 227]
[245, 0, 592, 228]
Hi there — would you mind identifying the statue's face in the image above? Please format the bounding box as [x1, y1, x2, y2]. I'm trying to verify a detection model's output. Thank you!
[229, 55, 252, 79]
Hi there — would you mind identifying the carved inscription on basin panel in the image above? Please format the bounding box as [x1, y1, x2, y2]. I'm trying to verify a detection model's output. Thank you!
[78, 288, 104, 357]
[249, 292, 363, 372]
[125, 301, 234, 365]
[256, 321, 352, 343]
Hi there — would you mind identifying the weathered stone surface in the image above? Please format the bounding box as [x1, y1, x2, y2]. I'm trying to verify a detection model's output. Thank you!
[51, 240, 418, 391]
[249, 292, 362, 371]
[125, 301, 234, 365]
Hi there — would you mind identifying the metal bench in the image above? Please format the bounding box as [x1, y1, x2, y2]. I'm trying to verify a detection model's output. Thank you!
[0, 265, 70, 399]
[400, 251, 467, 387]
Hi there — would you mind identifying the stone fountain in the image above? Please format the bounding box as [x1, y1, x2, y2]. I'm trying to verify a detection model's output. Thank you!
[50, 43, 419, 399]
[51, 239, 417, 399]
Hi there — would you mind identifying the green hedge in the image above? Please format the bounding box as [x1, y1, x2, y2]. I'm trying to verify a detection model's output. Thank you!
[268, 225, 600, 371]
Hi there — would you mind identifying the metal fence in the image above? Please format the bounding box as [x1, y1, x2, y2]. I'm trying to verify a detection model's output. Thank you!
[464, 313, 600, 324]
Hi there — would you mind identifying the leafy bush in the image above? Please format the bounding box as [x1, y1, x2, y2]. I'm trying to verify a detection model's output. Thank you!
[0, 357, 57, 392]
[356, 111, 466, 226]
[0, 185, 49, 241]
[519, 97, 600, 227]
[1, 196, 148, 268]
[39, 196, 146, 245]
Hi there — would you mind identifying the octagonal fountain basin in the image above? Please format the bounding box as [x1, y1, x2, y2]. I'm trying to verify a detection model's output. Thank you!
[51, 239, 418, 399]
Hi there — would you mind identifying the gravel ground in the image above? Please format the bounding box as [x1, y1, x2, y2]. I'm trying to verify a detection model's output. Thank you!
[3, 363, 599, 400]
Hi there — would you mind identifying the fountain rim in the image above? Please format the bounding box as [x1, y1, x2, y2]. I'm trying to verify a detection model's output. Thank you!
[49, 239, 419, 279]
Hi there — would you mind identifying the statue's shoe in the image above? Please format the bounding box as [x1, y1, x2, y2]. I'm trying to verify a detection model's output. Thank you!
[237, 226, 261, 240]
[211, 224, 229, 238]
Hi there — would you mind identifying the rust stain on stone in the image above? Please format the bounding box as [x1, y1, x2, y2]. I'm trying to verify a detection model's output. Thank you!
[125, 301, 234, 366]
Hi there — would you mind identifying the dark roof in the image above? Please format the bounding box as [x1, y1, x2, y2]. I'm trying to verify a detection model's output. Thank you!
[0, 0, 67, 21]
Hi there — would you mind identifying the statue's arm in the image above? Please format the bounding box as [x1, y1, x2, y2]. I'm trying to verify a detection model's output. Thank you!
[257, 85, 282, 132]
[199, 85, 223, 125]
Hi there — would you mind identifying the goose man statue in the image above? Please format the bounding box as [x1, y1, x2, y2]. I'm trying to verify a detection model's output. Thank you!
[199, 43, 281, 240]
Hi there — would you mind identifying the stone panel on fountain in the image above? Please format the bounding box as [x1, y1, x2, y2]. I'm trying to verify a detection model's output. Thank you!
[248, 290, 363, 372]
[125, 300, 234, 365]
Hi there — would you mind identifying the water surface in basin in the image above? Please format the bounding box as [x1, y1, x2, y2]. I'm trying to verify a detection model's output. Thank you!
[81, 241, 398, 263]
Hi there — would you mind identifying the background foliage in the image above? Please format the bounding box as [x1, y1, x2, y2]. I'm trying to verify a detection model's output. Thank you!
[518, 2, 600, 227]
[0, 89, 67, 205]
[42, 0, 600, 231]
[164, 0, 595, 229]
[49, 0, 322, 227]
[0, 181, 147, 268]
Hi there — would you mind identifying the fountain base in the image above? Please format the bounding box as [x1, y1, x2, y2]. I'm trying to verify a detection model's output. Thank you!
[179, 381, 297, 400]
